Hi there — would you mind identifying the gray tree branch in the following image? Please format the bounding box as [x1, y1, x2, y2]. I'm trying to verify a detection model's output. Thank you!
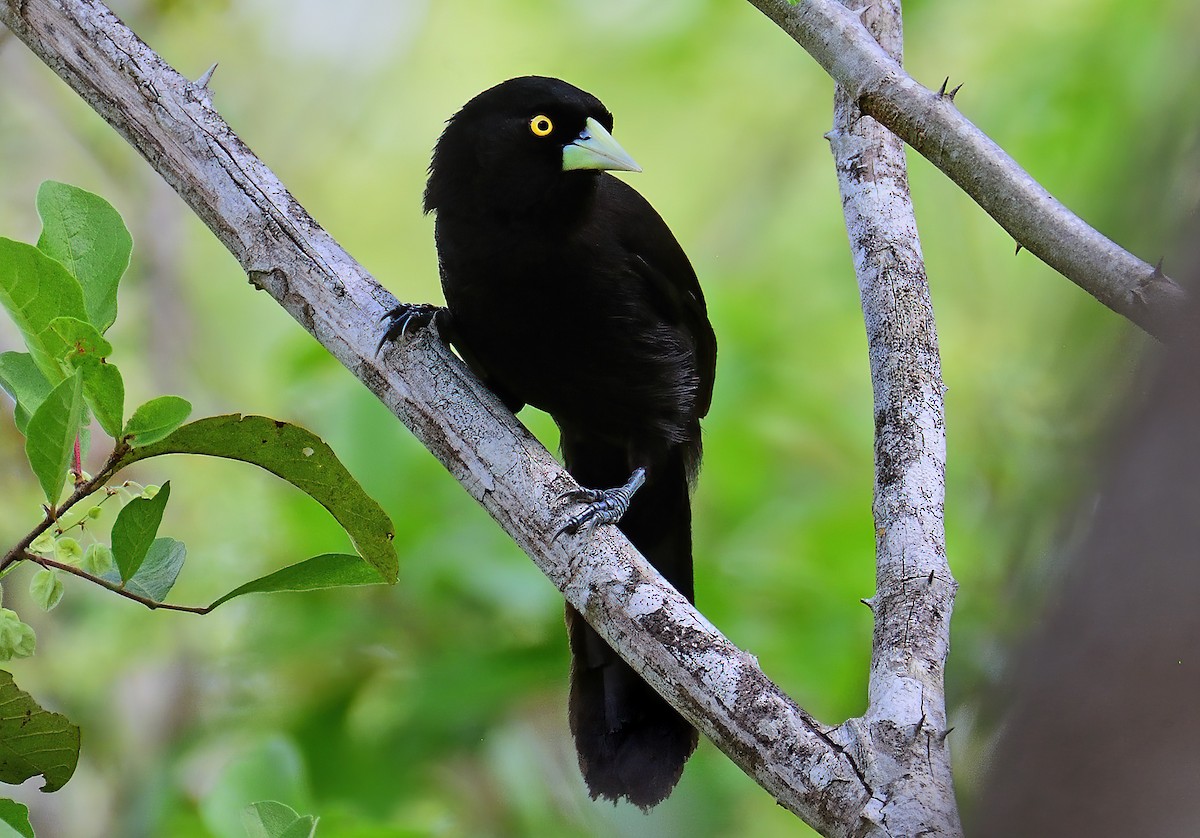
[746, 0, 1186, 341]
[0, 0, 876, 832]
[826, 1, 961, 834]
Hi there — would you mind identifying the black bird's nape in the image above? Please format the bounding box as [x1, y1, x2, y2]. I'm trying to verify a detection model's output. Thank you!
[418, 76, 716, 810]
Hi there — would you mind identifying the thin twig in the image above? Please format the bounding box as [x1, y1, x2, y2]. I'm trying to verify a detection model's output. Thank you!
[24, 553, 212, 614]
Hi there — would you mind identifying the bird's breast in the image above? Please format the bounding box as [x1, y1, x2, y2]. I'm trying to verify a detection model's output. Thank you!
[438, 234, 699, 444]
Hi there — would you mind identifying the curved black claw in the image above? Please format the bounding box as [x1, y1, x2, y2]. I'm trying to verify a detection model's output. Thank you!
[377, 303, 442, 354]
[555, 468, 647, 540]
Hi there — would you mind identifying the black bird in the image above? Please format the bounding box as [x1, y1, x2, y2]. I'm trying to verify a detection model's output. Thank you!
[383, 76, 716, 809]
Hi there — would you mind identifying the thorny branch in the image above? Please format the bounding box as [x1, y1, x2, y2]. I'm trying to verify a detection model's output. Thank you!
[825, 0, 961, 832]
[746, 0, 1186, 341]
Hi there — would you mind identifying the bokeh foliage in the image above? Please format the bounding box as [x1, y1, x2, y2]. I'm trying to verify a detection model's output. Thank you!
[0, 0, 1196, 835]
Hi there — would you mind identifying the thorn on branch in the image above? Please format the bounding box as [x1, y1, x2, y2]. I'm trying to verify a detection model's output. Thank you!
[195, 62, 218, 89]
[860, 597, 875, 612]
[937, 77, 964, 101]
[937, 726, 955, 744]
[1132, 257, 1175, 307]
[912, 713, 928, 741]
[1015, 242, 1024, 255]
[927, 569, 935, 584]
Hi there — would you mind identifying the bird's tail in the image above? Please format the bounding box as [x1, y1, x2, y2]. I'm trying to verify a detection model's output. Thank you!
[564, 446, 698, 809]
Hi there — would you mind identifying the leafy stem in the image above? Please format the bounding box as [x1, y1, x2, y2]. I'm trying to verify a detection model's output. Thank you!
[23, 552, 213, 615]
[0, 439, 131, 574]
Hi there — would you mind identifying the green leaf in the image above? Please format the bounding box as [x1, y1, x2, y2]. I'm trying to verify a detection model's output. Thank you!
[0, 799, 35, 838]
[0, 238, 88, 383]
[35, 181, 131, 334]
[71, 356, 123, 440]
[242, 801, 318, 838]
[123, 396, 192, 447]
[28, 570, 64, 612]
[0, 352, 52, 434]
[0, 669, 79, 792]
[42, 316, 113, 361]
[119, 415, 398, 584]
[117, 537, 186, 602]
[24, 372, 84, 506]
[208, 553, 383, 611]
[111, 480, 171, 581]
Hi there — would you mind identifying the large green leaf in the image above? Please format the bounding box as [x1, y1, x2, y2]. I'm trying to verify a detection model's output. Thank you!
[35, 181, 131, 334]
[0, 670, 79, 792]
[23, 372, 84, 506]
[119, 415, 398, 583]
[208, 553, 383, 611]
[111, 481, 171, 582]
[0, 352, 52, 434]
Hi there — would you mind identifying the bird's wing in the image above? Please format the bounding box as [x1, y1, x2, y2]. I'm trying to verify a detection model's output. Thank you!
[595, 175, 718, 418]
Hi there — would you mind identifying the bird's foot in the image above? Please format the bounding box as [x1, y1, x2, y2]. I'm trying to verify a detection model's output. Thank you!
[377, 303, 442, 354]
[555, 468, 646, 539]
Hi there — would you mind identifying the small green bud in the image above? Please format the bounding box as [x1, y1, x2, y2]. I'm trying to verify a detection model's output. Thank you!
[141, 484, 160, 499]
[81, 543, 115, 576]
[29, 569, 64, 612]
[29, 531, 56, 555]
[86, 506, 104, 520]
[54, 537, 84, 564]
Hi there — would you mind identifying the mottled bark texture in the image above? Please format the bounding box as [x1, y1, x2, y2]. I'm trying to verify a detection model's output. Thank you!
[825, 1, 961, 834]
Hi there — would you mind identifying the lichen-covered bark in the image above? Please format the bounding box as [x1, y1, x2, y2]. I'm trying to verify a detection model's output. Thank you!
[826, 1, 962, 834]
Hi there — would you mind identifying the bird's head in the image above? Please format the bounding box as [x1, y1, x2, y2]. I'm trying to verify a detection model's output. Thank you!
[424, 76, 640, 219]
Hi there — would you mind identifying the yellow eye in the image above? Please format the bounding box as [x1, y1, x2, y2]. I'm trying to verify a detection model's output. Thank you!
[529, 115, 554, 137]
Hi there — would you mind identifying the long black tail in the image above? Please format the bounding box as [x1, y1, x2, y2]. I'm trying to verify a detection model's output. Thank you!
[562, 439, 698, 809]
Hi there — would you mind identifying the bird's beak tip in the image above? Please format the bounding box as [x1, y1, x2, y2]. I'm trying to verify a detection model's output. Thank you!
[562, 117, 641, 174]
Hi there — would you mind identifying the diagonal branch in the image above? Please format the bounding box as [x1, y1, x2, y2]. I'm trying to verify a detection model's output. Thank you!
[0, 0, 875, 832]
[825, 1, 961, 834]
[746, 0, 1186, 341]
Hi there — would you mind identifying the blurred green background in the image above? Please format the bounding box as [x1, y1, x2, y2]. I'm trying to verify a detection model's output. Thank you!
[1, 0, 1197, 835]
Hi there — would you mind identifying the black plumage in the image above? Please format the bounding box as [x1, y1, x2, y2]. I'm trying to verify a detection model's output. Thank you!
[393, 76, 716, 809]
